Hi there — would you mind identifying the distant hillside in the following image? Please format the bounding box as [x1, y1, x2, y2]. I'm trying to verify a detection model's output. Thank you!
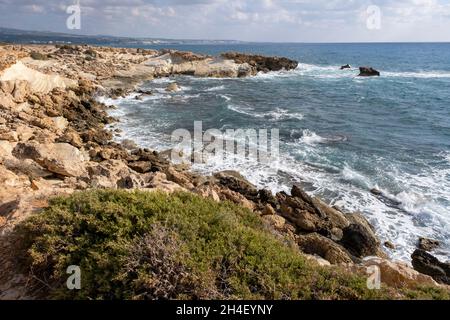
[0, 27, 243, 46]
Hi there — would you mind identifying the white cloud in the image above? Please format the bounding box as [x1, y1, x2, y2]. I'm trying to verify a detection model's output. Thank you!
[0, 0, 449, 41]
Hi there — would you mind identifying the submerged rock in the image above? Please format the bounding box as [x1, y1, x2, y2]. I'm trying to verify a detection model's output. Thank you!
[340, 64, 351, 70]
[358, 67, 380, 77]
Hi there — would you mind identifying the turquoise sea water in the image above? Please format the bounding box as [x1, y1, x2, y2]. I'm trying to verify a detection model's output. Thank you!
[104, 43, 450, 262]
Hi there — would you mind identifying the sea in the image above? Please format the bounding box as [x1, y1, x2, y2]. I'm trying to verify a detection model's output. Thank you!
[99, 43, 450, 263]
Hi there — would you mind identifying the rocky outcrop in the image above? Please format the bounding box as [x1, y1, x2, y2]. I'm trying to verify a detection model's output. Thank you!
[345, 257, 440, 290]
[358, 67, 380, 77]
[412, 249, 450, 285]
[273, 185, 382, 262]
[221, 52, 298, 73]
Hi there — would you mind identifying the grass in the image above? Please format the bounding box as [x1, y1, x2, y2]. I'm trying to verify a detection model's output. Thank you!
[14, 190, 449, 300]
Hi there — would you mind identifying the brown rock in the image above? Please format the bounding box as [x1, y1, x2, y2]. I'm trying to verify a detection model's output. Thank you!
[418, 237, 440, 252]
[12, 142, 88, 177]
[411, 249, 450, 285]
[297, 233, 353, 264]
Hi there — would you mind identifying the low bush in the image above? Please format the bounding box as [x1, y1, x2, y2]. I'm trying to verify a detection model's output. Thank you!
[14, 190, 449, 300]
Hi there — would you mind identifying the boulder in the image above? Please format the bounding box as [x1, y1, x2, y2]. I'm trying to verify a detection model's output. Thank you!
[340, 64, 351, 70]
[418, 237, 440, 252]
[340, 217, 380, 258]
[358, 67, 380, 77]
[12, 142, 88, 177]
[165, 82, 180, 92]
[411, 249, 450, 285]
[87, 160, 147, 189]
[346, 257, 439, 289]
[57, 129, 83, 148]
[213, 170, 258, 201]
[297, 233, 353, 264]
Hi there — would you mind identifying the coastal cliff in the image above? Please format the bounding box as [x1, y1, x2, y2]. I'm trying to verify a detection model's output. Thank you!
[0, 44, 448, 299]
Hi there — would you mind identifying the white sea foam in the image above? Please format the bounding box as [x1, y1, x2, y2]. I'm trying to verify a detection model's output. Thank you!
[205, 85, 225, 92]
[299, 129, 326, 145]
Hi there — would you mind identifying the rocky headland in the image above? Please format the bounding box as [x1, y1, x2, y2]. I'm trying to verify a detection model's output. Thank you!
[0, 44, 448, 299]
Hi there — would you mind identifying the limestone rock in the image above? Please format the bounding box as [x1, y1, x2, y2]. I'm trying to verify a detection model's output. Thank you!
[12, 142, 88, 177]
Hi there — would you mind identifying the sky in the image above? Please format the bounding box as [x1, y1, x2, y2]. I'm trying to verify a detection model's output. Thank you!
[0, 0, 449, 42]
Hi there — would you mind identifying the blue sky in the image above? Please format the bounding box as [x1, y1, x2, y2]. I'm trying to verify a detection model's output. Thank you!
[0, 0, 449, 42]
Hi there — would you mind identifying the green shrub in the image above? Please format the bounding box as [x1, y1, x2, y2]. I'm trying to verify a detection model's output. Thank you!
[14, 190, 448, 300]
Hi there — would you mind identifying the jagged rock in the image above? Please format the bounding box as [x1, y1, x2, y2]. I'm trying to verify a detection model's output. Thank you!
[146, 172, 185, 193]
[12, 142, 88, 177]
[165, 166, 194, 189]
[358, 67, 380, 77]
[214, 170, 258, 201]
[411, 249, 450, 285]
[346, 257, 439, 289]
[418, 237, 440, 252]
[221, 52, 298, 72]
[57, 129, 83, 148]
[86, 160, 148, 189]
[297, 233, 353, 264]
[340, 213, 380, 258]
[166, 82, 180, 92]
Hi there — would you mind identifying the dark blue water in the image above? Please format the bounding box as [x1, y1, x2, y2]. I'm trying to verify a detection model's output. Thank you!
[104, 43, 450, 262]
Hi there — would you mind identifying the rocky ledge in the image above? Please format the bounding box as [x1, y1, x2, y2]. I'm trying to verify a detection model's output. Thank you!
[0, 44, 448, 299]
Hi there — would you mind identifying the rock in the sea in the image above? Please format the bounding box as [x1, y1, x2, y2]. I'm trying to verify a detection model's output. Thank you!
[358, 67, 380, 77]
[340, 64, 351, 70]
[165, 82, 180, 92]
[12, 142, 88, 177]
[411, 249, 450, 285]
[221, 52, 298, 73]
[418, 237, 440, 252]
[384, 241, 396, 250]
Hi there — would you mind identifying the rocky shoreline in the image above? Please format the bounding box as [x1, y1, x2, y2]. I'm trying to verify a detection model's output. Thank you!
[0, 44, 448, 299]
